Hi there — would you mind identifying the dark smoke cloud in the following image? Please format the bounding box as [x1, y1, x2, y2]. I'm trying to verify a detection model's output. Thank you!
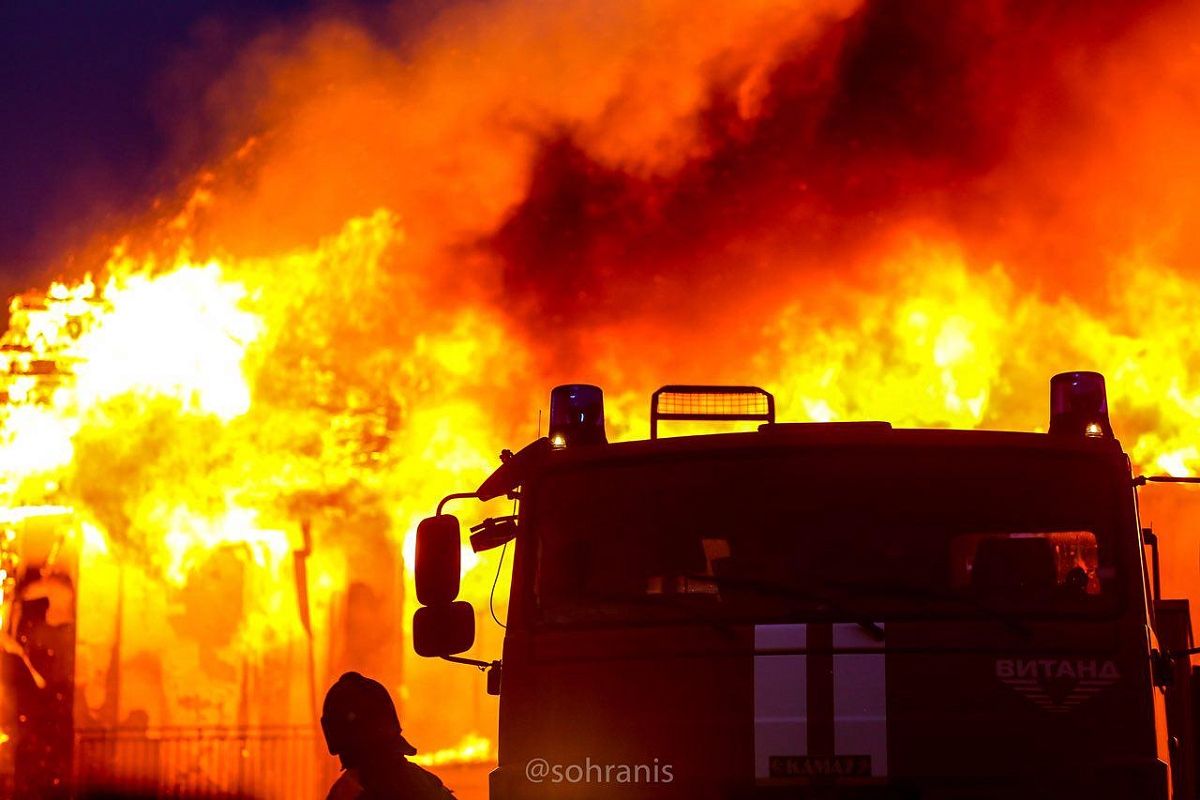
[489, 0, 1186, 345]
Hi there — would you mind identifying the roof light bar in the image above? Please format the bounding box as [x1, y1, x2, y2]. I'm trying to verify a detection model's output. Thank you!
[650, 385, 775, 439]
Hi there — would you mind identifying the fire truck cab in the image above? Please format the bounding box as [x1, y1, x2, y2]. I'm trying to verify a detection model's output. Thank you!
[413, 373, 1200, 799]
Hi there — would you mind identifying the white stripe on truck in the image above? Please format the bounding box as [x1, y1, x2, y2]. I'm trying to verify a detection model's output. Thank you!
[754, 623, 887, 779]
[753, 625, 808, 779]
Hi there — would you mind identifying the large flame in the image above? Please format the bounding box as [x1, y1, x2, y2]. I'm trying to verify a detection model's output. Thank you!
[2, 0, 1199, 793]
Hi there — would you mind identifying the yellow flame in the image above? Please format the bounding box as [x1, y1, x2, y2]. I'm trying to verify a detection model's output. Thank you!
[0, 209, 521, 759]
[71, 266, 261, 420]
[410, 732, 495, 767]
[0, 505, 73, 525]
[158, 505, 290, 587]
[755, 243, 1200, 479]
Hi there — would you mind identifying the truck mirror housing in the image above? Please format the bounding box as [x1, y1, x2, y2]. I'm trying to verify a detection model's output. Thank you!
[415, 515, 461, 605]
[477, 437, 552, 501]
[412, 601, 476, 657]
[470, 516, 518, 553]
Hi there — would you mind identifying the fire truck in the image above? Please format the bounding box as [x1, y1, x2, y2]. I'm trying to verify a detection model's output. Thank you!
[412, 373, 1200, 798]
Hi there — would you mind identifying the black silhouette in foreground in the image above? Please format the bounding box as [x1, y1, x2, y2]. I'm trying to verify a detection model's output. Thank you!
[322, 671, 454, 799]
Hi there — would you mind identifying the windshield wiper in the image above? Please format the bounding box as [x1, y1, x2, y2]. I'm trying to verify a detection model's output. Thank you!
[824, 579, 1031, 638]
[613, 592, 740, 640]
[688, 574, 885, 641]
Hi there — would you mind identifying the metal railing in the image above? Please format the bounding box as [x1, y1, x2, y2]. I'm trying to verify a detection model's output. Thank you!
[75, 725, 336, 799]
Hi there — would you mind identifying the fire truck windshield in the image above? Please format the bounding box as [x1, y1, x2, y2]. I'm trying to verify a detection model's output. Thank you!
[533, 446, 1125, 626]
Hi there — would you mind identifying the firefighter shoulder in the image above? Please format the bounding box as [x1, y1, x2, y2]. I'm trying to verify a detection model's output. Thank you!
[326, 762, 453, 800]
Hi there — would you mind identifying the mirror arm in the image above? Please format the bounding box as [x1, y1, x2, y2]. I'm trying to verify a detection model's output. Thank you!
[1165, 646, 1200, 661]
[441, 656, 504, 695]
[437, 492, 480, 516]
[441, 655, 500, 672]
[1133, 475, 1200, 486]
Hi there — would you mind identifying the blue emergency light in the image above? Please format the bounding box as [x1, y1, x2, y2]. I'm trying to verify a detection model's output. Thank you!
[549, 384, 607, 447]
[1049, 371, 1113, 439]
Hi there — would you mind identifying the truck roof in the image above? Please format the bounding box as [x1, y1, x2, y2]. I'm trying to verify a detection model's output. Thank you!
[546, 425, 1126, 470]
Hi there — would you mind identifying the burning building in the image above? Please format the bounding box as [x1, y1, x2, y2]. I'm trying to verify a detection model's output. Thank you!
[0, 251, 501, 793]
[0, 0, 1198, 797]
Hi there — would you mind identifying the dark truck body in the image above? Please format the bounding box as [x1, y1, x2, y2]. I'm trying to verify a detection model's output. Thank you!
[487, 426, 1185, 799]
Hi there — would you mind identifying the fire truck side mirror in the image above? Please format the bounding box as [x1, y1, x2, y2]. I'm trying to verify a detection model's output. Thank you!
[412, 601, 476, 657]
[415, 515, 461, 605]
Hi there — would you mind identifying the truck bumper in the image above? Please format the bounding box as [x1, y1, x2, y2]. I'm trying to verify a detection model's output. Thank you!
[492, 760, 1169, 800]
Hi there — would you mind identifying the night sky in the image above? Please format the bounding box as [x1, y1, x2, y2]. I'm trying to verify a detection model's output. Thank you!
[0, 0, 408, 295]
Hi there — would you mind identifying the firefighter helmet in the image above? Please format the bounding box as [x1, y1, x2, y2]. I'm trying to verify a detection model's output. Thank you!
[321, 672, 417, 759]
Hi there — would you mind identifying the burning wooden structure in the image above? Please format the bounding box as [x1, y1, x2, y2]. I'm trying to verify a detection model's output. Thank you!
[0, 281, 494, 795]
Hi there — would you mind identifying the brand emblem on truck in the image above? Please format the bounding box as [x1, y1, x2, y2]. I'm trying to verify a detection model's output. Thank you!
[769, 755, 872, 779]
[995, 658, 1120, 713]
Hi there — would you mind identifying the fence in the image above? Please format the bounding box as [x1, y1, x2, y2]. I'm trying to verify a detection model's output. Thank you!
[74, 725, 337, 798]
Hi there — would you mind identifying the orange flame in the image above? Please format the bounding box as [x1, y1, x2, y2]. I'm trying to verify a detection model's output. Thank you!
[2, 0, 1199, 791]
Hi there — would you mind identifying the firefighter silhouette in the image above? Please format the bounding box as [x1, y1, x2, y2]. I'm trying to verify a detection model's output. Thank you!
[322, 671, 454, 800]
